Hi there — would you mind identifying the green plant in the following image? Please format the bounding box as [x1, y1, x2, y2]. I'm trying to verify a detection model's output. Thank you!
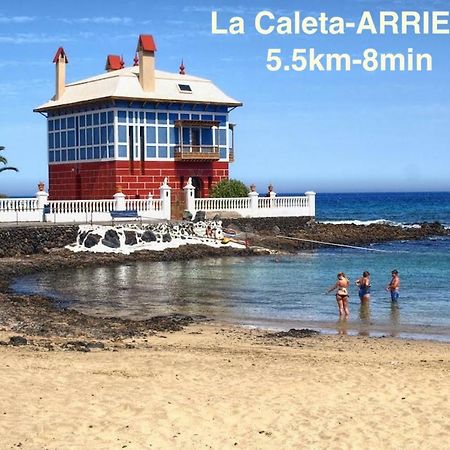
[210, 179, 249, 198]
[0, 146, 18, 173]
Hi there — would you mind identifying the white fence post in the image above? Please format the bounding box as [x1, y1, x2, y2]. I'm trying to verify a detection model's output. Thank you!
[248, 184, 259, 216]
[305, 191, 316, 216]
[113, 188, 126, 211]
[183, 177, 196, 216]
[160, 177, 172, 220]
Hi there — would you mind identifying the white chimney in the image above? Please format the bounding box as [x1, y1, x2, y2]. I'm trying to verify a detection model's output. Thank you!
[53, 47, 68, 101]
[136, 34, 157, 92]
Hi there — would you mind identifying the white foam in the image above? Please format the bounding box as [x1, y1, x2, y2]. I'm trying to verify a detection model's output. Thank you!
[319, 219, 422, 229]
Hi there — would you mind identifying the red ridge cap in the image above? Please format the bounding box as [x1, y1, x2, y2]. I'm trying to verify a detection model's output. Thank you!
[137, 34, 157, 52]
[106, 54, 124, 71]
[53, 47, 68, 63]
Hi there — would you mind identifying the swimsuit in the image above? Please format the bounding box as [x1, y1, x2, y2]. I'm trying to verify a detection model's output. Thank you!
[359, 285, 371, 297]
[337, 287, 348, 298]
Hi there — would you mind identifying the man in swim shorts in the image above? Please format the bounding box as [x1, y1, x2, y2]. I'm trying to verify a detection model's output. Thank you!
[386, 269, 400, 302]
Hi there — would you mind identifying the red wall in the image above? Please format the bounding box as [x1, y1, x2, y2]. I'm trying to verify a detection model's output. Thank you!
[48, 160, 229, 200]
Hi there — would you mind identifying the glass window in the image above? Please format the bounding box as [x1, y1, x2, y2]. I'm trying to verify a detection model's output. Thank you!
[86, 129, 93, 146]
[107, 111, 114, 123]
[86, 147, 93, 159]
[55, 132, 60, 148]
[169, 146, 175, 158]
[182, 128, 190, 145]
[220, 148, 227, 159]
[169, 127, 179, 145]
[60, 118, 66, 130]
[93, 113, 99, 126]
[145, 112, 155, 123]
[158, 127, 167, 144]
[146, 145, 156, 158]
[49, 133, 54, 149]
[118, 110, 127, 122]
[219, 129, 226, 145]
[49, 151, 55, 162]
[54, 150, 61, 162]
[201, 128, 213, 145]
[80, 129, 86, 146]
[80, 148, 86, 160]
[101, 146, 108, 158]
[61, 149, 67, 161]
[181, 113, 190, 120]
[93, 127, 100, 145]
[100, 126, 107, 144]
[118, 145, 127, 157]
[158, 146, 168, 158]
[202, 114, 213, 121]
[100, 112, 107, 124]
[67, 117, 75, 128]
[191, 114, 199, 120]
[128, 111, 134, 121]
[118, 125, 127, 142]
[139, 111, 144, 122]
[86, 114, 92, 126]
[68, 149, 76, 161]
[48, 120, 54, 132]
[146, 126, 156, 144]
[107, 126, 114, 143]
[93, 147, 100, 159]
[169, 113, 178, 124]
[67, 130, 75, 147]
[61, 132, 67, 148]
[108, 145, 114, 158]
[157, 113, 167, 123]
[215, 115, 227, 125]
[79, 115, 85, 127]
[54, 118, 60, 131]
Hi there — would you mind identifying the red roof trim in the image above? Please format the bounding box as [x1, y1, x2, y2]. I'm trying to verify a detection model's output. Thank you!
[53, 47, 68, 64]
[106, 54, 124, 71]
[137, 34, 157, 52]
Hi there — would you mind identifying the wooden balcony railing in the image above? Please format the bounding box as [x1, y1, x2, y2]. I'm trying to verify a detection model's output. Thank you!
[174, 145, 220, 161]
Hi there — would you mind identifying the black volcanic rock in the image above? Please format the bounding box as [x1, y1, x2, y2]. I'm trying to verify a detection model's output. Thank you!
[84, 233, 101, 248]
[102, 230, 120, 248]
[141, 230, 157, 242]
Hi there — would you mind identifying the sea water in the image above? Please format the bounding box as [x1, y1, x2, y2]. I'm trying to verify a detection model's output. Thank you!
[11, 192, 450, 340]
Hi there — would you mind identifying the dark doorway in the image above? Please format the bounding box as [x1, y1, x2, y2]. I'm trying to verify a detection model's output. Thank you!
[191, 177, 203, 198]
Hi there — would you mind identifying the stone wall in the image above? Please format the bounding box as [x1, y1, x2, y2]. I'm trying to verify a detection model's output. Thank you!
[221, 216, 313, 235]
[0, 225, 78, 257]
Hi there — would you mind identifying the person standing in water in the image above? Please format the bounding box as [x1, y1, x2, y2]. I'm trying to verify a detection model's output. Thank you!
[327, 272, 350, 317]
[386, 269, 400, 302]
[356, 271, 371, 303]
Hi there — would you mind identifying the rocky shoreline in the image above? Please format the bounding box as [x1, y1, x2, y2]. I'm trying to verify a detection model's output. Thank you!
[0, 220, 448, 349]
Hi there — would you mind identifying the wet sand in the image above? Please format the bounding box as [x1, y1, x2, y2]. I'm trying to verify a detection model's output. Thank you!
[1, 323, 449, 449]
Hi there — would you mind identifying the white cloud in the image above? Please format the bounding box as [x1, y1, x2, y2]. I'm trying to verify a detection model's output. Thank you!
[0, 33, 74, 44]
[59, 16, 133, 25]
[0, 15, 35, 23]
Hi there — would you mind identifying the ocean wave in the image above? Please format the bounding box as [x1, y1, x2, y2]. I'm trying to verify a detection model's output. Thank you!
[318, 219, 422, 229]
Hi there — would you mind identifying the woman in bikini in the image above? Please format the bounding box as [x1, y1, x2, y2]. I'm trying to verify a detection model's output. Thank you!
[327, 272, 350, 317]
[356, 271, 371, 303]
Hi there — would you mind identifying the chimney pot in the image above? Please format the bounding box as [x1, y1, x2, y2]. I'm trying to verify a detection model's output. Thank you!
[53, 47, 68, 100]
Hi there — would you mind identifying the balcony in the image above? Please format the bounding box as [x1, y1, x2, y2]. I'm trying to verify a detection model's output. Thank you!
[174, 145, 220, 161]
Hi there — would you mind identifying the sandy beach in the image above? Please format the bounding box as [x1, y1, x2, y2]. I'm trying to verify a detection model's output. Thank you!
[1, 323, 449, 450]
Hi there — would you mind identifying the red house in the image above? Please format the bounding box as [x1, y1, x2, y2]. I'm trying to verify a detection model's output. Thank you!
[34, 34, 242, 201]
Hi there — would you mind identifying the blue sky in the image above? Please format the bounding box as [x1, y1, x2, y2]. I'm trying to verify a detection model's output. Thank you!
[0, 0, 449, 195]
